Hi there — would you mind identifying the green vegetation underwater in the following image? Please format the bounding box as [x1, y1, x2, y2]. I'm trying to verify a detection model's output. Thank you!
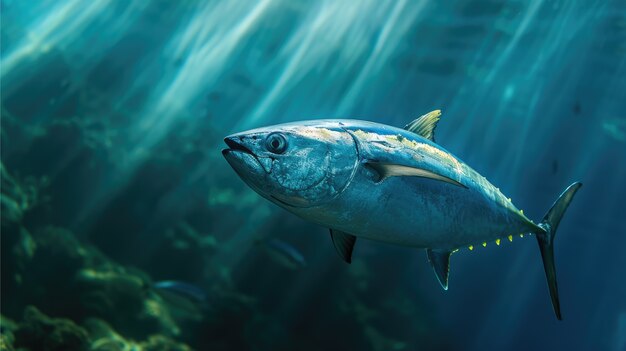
[1, 1, 626, 350]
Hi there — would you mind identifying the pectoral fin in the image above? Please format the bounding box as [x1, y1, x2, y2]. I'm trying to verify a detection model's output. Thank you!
[366, 162, 466, 188]
[426, 249, 452, 290]
[329, 229, 357, 264]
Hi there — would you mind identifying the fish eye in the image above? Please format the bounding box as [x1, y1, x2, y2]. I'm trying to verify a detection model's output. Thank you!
[265, 133, 288, 154]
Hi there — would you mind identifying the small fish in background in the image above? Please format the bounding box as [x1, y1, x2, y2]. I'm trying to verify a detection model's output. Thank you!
[153, 280, 207, 303]
[261, 238, 307, 270]
[151, 280, 208, 320]
[602, 117, 626, 142]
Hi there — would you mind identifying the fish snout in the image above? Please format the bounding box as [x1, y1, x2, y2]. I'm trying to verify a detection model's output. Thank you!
[222, 135, 254, 156]
[222, 134, 269, 193]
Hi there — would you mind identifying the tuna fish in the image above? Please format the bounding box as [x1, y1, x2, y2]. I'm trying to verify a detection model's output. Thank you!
[222, 110, 581, 319]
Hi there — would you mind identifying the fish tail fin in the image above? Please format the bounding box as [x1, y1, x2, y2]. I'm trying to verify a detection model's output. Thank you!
[535, 182, 582, 320]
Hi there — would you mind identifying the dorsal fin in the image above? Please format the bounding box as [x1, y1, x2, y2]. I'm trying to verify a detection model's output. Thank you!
[329, 229, 357, 263]
[426, 248, 452, 290]
[404, 110, 441, 141]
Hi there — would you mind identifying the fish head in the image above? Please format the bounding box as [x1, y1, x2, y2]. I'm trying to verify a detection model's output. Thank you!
[222, 122, 358, 208]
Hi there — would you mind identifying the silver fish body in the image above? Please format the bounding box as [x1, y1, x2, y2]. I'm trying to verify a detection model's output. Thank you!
[225, 119, 535, 249]
[222, 112, 581, 319]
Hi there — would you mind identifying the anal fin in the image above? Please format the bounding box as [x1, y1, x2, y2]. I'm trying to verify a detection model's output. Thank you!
[330, 229, 357, 264]
[426, 249, 452, 290]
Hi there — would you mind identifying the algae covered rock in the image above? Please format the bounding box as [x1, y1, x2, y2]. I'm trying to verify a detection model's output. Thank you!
[3, 224, 189, 341]
[0, 335, 15, 351]
[76, 267, 187, 338]
[84, 318, 192, 351]
[139, 335, 193, 351]
[5, 226, 101, 320]
[7, 309, 193, 351]
[0, 161, 48, 224]
[13, 306, 89, 351]
[0, 314, 18, 351]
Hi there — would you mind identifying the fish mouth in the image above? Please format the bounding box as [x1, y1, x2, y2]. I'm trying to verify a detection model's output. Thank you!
[222, 136, 264, 189]
[222, 136, 254, 156]
[222, 137, 261, 171]
[222, 136, 274, 174]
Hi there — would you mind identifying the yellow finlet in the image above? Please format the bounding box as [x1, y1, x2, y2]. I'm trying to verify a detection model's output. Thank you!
[508, 235, 513, 242]
[469, 245, 474, 250]
[496, 239, 501, 246]
[507, 197, 512, 202]
[520, 209, 524, 215]
[520, 234, 524, 238]
[482, 242, 487, 247]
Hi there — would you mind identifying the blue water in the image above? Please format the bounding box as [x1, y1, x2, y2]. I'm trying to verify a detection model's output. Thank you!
[2, 1, 625, 350]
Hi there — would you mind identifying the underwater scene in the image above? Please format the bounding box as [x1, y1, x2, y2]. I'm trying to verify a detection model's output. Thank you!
[1, 0, 626, 350]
